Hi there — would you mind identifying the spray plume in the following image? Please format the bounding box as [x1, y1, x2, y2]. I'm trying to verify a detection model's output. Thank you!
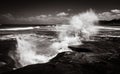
[10, 34, 58, 68]
[9, 10, 99, 68]
[52, 10, 99, 52]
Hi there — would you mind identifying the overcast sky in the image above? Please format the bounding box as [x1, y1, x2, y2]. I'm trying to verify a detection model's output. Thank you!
[0, 0, 120, 24]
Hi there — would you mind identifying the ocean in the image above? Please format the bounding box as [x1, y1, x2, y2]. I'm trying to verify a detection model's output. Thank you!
[0, 11, 120, 73]
[0, 25, 120, 68]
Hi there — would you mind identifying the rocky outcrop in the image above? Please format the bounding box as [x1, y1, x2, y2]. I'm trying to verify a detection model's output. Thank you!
[0, 39, 16, 73]
[2, 40, 120, 74]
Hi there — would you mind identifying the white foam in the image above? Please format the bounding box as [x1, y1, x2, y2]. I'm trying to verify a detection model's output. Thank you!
[96, 26, 120, 30]
[0, 26, 40, 31]
[99, 35, 120, 38]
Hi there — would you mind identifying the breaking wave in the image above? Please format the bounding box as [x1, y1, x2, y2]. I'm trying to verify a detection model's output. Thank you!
[9, 10, 100, 68]
[0, 26, 40, 31]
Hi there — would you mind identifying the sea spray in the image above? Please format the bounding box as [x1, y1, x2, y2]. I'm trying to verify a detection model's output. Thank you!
[52, 10, 99, 52]
[10, 34, 58, 68]
[9, 10, 99, 68]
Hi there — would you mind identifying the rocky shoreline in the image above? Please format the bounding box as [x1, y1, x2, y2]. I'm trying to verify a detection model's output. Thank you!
[1, 38, 120, 74]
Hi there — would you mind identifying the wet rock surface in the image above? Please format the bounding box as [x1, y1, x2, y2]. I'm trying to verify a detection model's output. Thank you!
[0, 39, 16, 73]
[2, 39, 120, 74]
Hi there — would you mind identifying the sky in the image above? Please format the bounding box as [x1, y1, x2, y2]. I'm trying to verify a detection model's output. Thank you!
[0, 0, 120, 24]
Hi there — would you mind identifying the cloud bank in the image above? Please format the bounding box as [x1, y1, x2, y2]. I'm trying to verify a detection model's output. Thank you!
[1, 12, 69, 24]
[98, 9, 120, 20]
[1, 9, 120, 24]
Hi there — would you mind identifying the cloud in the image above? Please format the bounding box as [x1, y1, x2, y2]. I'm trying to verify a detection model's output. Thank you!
[111, 9, 120, 14]
[98, 9, 120, 20]
[56, 12, 69, 17]
[1, 13, 70, 24]
[39, 15, 47, 18]
[2, 13, 15, 20]
[67, 9, 72, 12]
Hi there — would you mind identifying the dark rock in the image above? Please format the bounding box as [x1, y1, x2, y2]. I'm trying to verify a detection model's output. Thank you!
[68, 40, 120, 54]
[0, 55, 15, 74]
[82, 41, 120, 53]
[0, 38, 17, 55]
[0, 39, 16, 73]
[2, 40, 120, 74]
[2, 51, 120, 74]
[68, 45, 94, 52]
